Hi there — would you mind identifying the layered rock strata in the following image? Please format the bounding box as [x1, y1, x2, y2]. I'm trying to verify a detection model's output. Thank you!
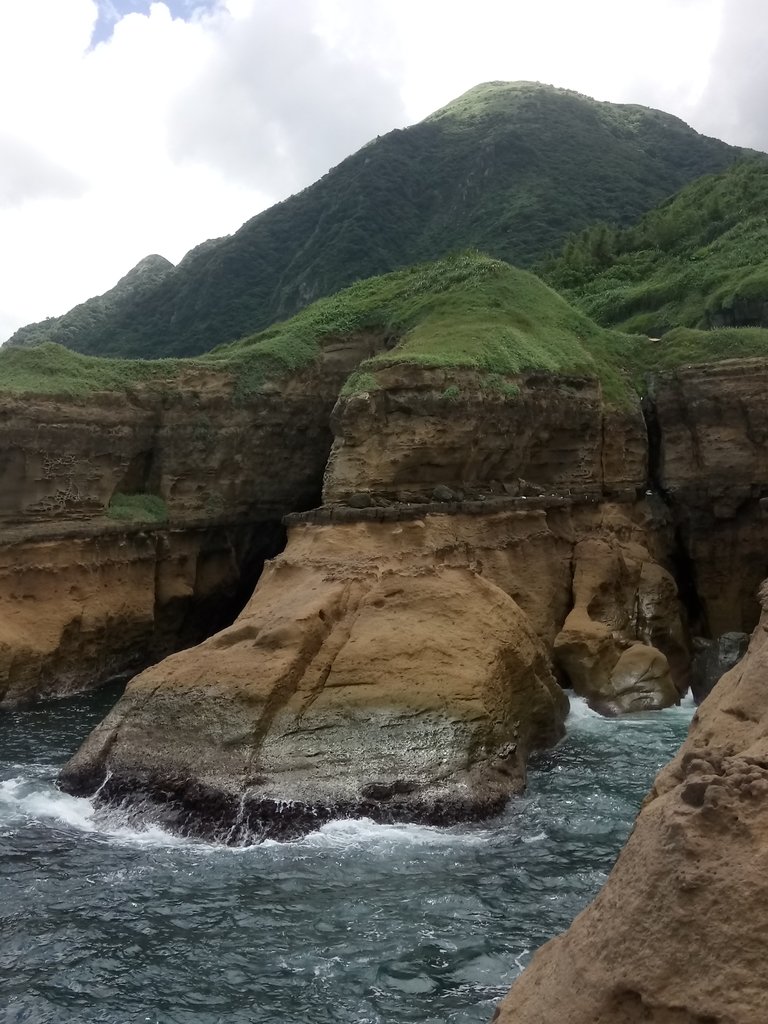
[493, 581, 768, 1024]
[324, 366, 647, 504]
[0, 521, 281, 708]
[651, 358, 768, 635]
[0, 334, 388, 705]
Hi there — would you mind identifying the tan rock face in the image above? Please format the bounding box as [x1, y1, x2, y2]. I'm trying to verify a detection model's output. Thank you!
[0, 335, 387, 703]
[60, 515, 569, 840]
[324, 366, 647, 504]
[493, 584, 768, 1024]
[553, 533, 686, 713]
[0, 522, 280, 708]
[0, 339, 384, 528]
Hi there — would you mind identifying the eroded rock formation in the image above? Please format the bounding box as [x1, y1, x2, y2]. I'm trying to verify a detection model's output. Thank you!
[0, 521, 281, 707]
[60, 515, 571, 839]
[59, 500, 687, 838]
[493, 582, 768, 1024]
[553, 536, 685, 714]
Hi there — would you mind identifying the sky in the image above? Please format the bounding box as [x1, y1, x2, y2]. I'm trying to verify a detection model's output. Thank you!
[0, 0, 765, 343]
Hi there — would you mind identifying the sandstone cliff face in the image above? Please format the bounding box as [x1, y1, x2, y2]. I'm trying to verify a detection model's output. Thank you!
[652, 359, 768, 635]
[59, 501, 691, 837]
[0, 333, 388, 704]
[324, 366, 647, 504]
[554, 535, 685, 714]
[0, 521, 282, 708]
[493, 583, 768, 1024]
[0, 338, 384, 527]
[60, 514, 571, 839]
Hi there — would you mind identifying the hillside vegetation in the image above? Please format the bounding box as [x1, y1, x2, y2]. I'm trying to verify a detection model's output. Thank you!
[4, 254, 768, 411]
[544, 160, 768, 334]
[7, 81, 748, 359]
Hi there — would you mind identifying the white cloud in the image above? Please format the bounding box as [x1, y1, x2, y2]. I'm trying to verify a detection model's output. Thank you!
[168, 0, 405, 193]
[0, 0, 760, 344]
[0, 136, 87, 207]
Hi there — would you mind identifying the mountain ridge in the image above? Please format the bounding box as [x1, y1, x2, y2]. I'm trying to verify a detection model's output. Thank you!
[6, 81, 752, 358]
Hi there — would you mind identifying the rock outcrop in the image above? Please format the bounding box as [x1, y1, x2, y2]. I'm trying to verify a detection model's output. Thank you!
[60, 515, 570, 839]
[492, 583, 768, 1023]
[553, 536, 685, 714]
[652, 358, 768, 635]
[0, 520, 281, 707]
[324, 366, 647, 504]
[690, 631, 749, 705]
[59, 499, 690, 837]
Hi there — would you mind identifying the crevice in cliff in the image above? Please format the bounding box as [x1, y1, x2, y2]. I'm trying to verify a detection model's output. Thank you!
[152, 520, 288, 657]
[641, 381, 708, 638]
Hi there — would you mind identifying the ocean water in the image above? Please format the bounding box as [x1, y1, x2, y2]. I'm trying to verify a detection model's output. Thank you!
[0, 685, 694, 1024]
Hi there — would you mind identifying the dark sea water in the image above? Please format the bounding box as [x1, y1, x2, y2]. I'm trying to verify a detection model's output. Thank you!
[0, 686, 693, 1024]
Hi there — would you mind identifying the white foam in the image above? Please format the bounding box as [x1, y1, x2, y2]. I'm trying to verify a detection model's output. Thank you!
[295, 815, 490, 851]
[565, 691, 697, 730]
[1, 776, 97, 831]
[0, 775, 194, 849]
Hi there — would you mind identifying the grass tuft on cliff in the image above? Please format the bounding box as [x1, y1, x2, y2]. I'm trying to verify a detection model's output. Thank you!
[210, 251, 638, 404]
[543, 160, 768, 334]
[0, 342, 183, 396]
[6, 81, 748, 359]
[107, 493, 169, 524]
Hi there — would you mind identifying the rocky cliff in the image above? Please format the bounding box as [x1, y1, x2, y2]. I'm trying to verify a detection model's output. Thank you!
[492, 580, 768, 1024]
[651, 358, 768, 635]
[57, 353, 691, 836]
[0, 332, 386, 707]
[3, 276, 767, 850]
[59, 501, 685, 839]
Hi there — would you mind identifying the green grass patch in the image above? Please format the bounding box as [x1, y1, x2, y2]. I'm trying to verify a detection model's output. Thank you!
[0, 342, 186, 397]
[107, 493, 168, 524]
[340, 371, 380, 397]
[4, 252, 768, 411]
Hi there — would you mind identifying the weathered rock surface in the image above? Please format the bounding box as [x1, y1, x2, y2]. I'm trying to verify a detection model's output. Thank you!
[690, 631, 749, 705]
[0, 334, 389, 704]
[493, 583, 768, 1024]
[653, 359, 768, 635]
[0, 337, 385, 527]
[553, 535, 685, 713]
[60, 516, 569, 839]
[0, 521, 282, 708]
[324, 366, 647, 504]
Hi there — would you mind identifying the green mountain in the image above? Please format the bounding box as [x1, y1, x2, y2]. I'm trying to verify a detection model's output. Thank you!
[8, 254, 174, 352]
[6, 82, 750, 359]
[5, 253, 768, 411]
[543, 160, 768, 334]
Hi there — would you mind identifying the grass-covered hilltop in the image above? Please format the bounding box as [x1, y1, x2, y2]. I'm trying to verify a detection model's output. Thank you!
[544, 159, 768, 335]
[4, 253, 768, 409]
[6, 81, 749, 359]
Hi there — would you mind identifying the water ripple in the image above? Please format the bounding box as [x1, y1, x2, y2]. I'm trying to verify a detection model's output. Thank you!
[0, 687, 693, 1023]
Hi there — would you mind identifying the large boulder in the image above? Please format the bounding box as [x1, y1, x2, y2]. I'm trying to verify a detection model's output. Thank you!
[554, 536, 684, 714]
[60, 518, 568, 841]
[492, 581, 768, 1024]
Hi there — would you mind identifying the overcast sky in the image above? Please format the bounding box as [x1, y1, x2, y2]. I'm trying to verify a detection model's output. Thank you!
[0, 0, 764, 343]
